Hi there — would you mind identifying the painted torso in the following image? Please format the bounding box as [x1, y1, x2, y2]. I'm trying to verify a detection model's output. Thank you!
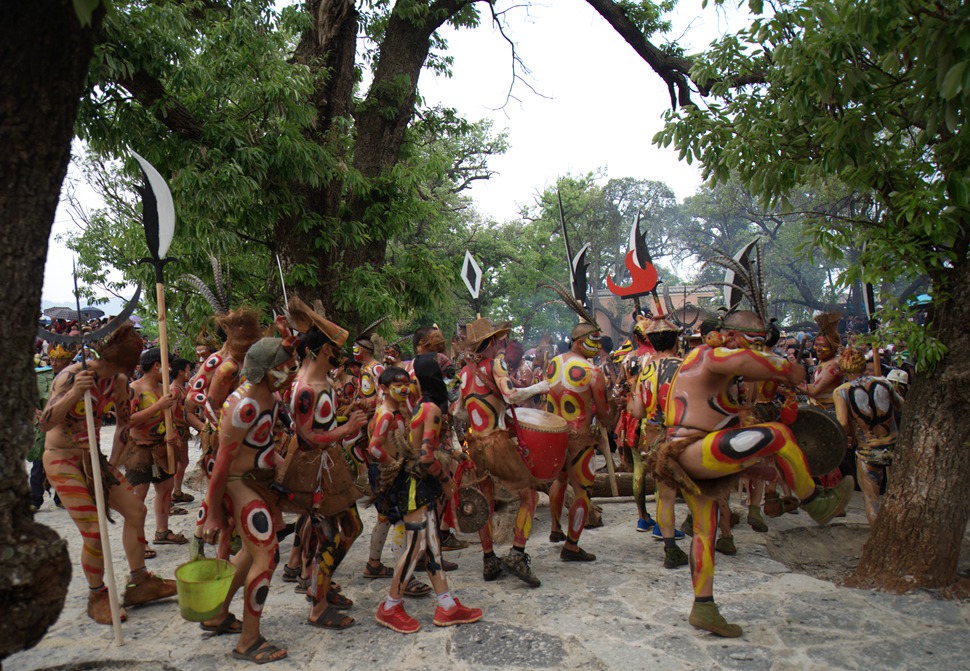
[46, 368, 123, 450]
[545, 352, 599, 431]
[834, 376, 900, 445]
[223, 380, 283, 474]
[129, 380, 166, 442]
[638, 355, 682, 425]
[460, 357, 511, 434]
[808, 357, 843, 408]
[186, 348, 241, 425]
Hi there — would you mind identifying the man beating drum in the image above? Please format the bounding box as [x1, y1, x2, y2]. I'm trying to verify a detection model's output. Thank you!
[459, 317, 550, 587]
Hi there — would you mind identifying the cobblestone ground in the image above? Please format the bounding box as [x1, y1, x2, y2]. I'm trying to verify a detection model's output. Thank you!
[10, 430, 970, 671]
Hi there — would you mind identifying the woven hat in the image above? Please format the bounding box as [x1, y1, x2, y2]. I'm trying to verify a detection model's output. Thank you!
[286, 296, 348, 347]
[464, 317, 509, 350]
[242, 338, 291, 383]
[646, 317, 680, 334]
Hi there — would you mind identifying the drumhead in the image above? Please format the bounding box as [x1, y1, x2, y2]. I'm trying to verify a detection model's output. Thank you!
[790, 406, 848, 476]
[507, 407, 567, 431]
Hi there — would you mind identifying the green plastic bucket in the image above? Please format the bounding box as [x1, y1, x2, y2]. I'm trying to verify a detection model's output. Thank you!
[174, 558, 235, 622]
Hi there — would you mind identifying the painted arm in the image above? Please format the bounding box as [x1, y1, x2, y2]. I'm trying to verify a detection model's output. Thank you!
[708, 347, 805, 386]
[367, 407, 395, 464]
[590, 367, 611, 427]
[629, 361, 656, 420]
[292, 384, 367, 447]
[203, 401, 248, 532]
[109, 375, 132, 464]
[411, 403, 451, 486]
[799, 362, 839, 396]
[832, 384, 856, 448]
[494, 358, 549, 405]
[206, 361, 239, 418]
[39, 367, 91, 431]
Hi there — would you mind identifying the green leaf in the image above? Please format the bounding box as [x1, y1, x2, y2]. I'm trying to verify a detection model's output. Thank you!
[940, 61, 968, 100]
[72, 0, 101, 26]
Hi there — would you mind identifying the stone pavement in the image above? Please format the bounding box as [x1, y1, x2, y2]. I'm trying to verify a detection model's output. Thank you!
[9, 434, 970, 671]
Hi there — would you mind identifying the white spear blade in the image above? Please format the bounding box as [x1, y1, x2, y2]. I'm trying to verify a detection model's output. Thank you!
[462, 250, 482, 300]
[132, 151, 176, 260]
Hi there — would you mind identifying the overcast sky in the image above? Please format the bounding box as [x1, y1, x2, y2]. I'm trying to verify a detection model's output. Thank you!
[43, 0, 744, 306]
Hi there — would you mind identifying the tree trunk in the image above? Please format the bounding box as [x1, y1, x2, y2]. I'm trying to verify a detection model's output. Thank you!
[0, 2, 101, 660]
[847, 253, 970, 592]
[281, 0, 476, 328]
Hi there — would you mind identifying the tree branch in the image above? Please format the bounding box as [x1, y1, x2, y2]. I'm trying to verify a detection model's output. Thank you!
[115, 70, 204, 141]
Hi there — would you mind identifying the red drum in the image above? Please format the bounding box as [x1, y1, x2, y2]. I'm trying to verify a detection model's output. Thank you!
[507, 407, 568, 480]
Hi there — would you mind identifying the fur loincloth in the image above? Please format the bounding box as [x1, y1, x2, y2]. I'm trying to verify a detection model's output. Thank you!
[466, 429, 538, 493]
[647, 436, 743, 500]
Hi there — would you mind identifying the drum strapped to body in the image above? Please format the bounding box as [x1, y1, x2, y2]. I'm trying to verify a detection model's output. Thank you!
[505, 407, 568, 480]
[790, 405, 848, 476]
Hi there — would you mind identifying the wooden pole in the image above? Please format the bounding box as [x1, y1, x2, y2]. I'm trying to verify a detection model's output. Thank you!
[155, 282, 176, 473]
[83, 391, 125, 644]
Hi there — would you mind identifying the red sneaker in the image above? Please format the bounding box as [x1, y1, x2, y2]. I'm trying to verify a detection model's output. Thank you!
[433, 598, 483, 627]
[376, 601, 421, 634]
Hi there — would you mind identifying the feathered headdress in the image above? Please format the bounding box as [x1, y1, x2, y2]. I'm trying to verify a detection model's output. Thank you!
[354, 317, 387, 352]
[541, 278, 600, 341]
[703, 239, 770, 325]
[180, 254, 230, 315]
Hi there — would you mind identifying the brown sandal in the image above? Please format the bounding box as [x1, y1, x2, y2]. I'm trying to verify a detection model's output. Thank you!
[154, 529, 189, 545]
[403, 577, 432, 597]
[327, 590, 353, 610]
[307, 605, 355, 630]
[363, 562, 394, 579]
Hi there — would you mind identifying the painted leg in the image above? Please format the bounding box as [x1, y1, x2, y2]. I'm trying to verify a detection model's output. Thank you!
[562, 445, 596, 560]
[548, 472, 567, 535]
[684, 490, 742, 637]
[511, 488, 538, 548]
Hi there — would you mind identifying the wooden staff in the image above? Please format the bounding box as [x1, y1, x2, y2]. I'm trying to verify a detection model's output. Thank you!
[72, 260, 124, 644]
[155, 283, 176, 473]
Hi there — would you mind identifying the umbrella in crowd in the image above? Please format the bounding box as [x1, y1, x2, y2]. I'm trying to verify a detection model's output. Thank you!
[80, 306, 105, 320]
[43, 306, 78, 320]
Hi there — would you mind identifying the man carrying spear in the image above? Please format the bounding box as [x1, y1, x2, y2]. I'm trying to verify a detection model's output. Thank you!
[41, 323, 178, 624]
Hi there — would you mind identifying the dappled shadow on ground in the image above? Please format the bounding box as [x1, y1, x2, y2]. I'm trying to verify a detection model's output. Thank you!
[767, 523, 970, 591]
[766, 523, 870, 584]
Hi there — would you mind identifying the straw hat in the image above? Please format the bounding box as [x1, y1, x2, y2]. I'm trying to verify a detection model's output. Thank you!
[646, 317, 680, 334]
[286, 296, 348, 347]
[464, 317, 509, 350]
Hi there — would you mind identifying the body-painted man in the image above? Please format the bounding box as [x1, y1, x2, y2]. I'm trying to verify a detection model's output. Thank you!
[833, 348, 902, 524]
[660, 311, 853, 637]
[615, 317, 656, 527]
[169, 357, 195, 506]
[41, 324, 177, 624]
[126, 348, 186, 550]
[545, 322, 611, 561]
[459, 318, 550, 586]
[286, 309, 368, 630]
[185, 309, 261, 558]
[629, 317, 688, 568]
[201, 326, 297, 664]
[376, 355, 483, 633]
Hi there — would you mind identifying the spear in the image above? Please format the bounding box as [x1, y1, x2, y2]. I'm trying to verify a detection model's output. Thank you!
[133, 152, 177, 474]
[861, 243, 883, 376]
[461, 250, 483, 318]
[73, 259, 125, 645]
